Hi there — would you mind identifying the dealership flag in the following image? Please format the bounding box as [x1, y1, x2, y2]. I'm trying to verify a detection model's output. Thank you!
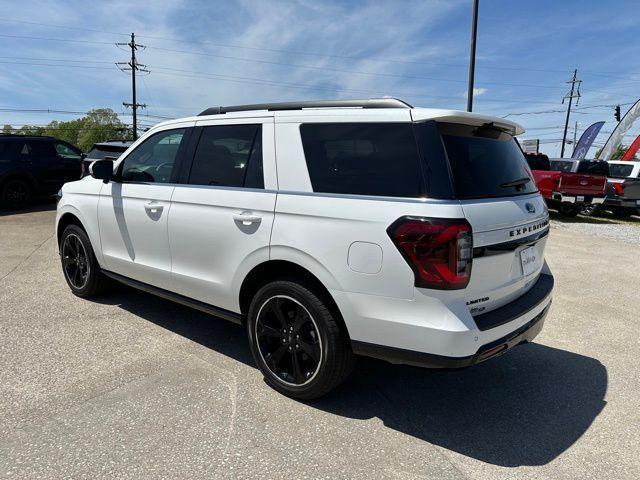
[621, 134, 640, 160]
[571, 121, 605, 159]
[598, 99, 640, 160]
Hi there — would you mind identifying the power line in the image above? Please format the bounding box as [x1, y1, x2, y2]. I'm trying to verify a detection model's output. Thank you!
[150, 66, 564, 106]
[0, 33, 113, 45]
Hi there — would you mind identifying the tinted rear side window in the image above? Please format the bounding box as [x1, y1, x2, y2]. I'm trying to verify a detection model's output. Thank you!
[188, 124, 263, 188]
[300, 123, 424, 198]
[438, 123, 537, 199]
[608, 164, 633, 177]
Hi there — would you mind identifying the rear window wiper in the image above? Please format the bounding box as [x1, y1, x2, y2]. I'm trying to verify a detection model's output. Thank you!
[500, 177, 531, 188]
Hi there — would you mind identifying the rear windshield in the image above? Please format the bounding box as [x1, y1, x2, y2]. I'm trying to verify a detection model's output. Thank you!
[87, 146, 127, 160]
[300, 123, 424, 198]
[608, 163, 634, 178]
[438, 123, 537, 199]
[577, 160, 609, 176]
[550, 160, 574, 172]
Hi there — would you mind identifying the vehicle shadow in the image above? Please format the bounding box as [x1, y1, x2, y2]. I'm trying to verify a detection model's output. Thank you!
[0, 198, 56, 217]
[97, 284, 607, 468]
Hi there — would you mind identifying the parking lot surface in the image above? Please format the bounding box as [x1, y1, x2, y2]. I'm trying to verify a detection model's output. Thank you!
[1, 205, 638, 479]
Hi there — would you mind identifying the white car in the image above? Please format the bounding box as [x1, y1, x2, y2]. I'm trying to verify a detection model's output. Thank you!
[56, 99, 553, 399]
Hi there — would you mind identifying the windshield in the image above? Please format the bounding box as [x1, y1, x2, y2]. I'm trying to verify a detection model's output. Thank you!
[608, 163, 634, 178]
[437, 123, 537, 199]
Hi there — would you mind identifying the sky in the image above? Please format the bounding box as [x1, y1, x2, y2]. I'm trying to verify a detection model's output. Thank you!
[0, 0, 639, 157]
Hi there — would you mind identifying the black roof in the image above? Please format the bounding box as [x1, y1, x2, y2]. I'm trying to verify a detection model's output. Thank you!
[0, 134, 57, 140]
[198, 98, 412, 116]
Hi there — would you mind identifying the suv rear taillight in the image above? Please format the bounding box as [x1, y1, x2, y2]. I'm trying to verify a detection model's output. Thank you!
[387, 217, 473, 290]
[613, 183, 624, 196]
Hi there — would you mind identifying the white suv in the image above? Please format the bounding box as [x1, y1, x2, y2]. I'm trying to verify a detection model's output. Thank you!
[56, 99, 553, 399]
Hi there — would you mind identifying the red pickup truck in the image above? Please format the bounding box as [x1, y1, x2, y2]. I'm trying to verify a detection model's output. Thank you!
[525, 154, 607, 217]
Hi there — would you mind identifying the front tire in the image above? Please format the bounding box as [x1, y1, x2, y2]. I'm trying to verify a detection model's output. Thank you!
[247, 280, 354, 399]
[60, 224, 108, 298]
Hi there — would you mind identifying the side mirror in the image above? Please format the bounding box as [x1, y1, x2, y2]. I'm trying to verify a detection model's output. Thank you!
[80, 153, 87, 160]
[89, 159, 114, 183]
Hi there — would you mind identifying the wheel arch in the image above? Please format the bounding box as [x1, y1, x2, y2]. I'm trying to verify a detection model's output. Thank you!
[238, 259, 350, 340]
[57, 211, 86, 246]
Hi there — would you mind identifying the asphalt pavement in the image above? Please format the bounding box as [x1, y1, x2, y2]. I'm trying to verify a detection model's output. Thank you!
[0, 203, 638, 479]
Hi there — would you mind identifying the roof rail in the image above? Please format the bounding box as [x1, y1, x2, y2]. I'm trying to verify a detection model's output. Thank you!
[198, 98, 412, 116]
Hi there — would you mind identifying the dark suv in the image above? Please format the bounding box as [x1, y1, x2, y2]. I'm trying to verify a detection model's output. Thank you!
[0, 135, 83, 208]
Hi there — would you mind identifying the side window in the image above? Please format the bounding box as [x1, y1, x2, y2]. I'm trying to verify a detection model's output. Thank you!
[120, 129, 186, 183]
[300, 123, 424, 198]
[18, 143, 30, 162]
[0, 142, 11, 163]
[54, 142, 81, 159]
[188, 124, 263, 188]
[27, 141, 57, 161]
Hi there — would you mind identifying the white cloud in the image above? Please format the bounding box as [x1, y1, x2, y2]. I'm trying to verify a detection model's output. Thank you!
[0, 0, 470, 127]
[473, 87, 488, 96]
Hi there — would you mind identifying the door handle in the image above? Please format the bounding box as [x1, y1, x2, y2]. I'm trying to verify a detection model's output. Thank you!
[144, 202, 164, 214]
[233, 212, 262, 225]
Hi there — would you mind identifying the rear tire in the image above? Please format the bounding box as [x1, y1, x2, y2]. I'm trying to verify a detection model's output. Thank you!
[60, 224, 108, 298]
[247, 280, 354, 399]
[1, 179, 31, 209]
[611, 207, 633, 219]
[558, 202, 580, 217]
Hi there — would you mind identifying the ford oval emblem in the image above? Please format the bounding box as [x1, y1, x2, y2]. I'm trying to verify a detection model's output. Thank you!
[526, 202, 536, 214]
[580, 180, 588, 186]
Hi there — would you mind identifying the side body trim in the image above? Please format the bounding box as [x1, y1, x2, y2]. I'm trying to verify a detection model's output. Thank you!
[102, 270, 243, 325]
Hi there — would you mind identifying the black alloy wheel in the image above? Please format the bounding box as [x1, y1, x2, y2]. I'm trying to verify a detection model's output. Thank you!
[62, 233, 90, 290]
[247, 280, 354, 399]
[59, 224, 108, 298]
[1, 179, 31, 209]
[255, 295, 322, 386]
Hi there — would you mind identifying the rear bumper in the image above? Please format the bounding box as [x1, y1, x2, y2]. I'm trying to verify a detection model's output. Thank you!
[346, 272, 554, 369]
[551, 192, 605, 205]
[352, 303, 549, 368]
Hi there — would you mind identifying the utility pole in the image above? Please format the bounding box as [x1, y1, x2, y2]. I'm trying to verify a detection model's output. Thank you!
[573, 121, 578, 146]
[560, 69, 581, 158]
[466, 0, 479, 112]
[116, 32, 149, 140]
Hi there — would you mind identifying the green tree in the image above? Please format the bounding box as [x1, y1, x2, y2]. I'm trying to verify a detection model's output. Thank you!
[2, 124, 12, 134]
[75, 109, 129, 152]
[9, 109, 129, 152]
[595, 144, 636, 160]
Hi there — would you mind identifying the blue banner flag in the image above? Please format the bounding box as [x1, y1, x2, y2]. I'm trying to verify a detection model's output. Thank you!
[572, 121, 605, 159]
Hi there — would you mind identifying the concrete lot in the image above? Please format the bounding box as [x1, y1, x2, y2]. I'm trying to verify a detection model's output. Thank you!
[0, 204, 638, 479]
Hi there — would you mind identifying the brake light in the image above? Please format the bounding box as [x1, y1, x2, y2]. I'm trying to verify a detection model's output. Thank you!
[387, 217, 473, 290]
[613, 183, 624, 196]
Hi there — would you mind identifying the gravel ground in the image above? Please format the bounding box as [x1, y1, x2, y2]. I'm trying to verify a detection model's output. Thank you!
[550, 214, 640, 246]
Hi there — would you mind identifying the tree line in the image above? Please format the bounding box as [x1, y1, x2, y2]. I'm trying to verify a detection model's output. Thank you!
[2, 109, 131, 152]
